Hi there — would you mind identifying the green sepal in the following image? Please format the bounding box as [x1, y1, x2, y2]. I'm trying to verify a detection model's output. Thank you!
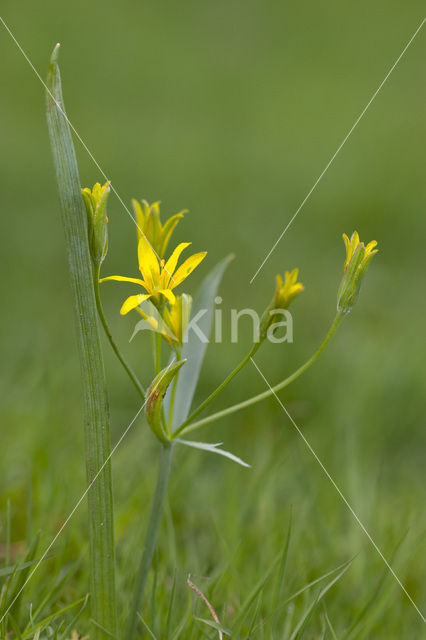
[81, 183, 110, 265]
[337, 244, 368, 314]
[145, 359, 186, 442]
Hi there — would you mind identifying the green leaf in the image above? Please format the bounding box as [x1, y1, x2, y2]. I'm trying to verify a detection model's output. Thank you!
[166, 255, 233, 431]
[176, 439, 250, 467]
[193, 616, 232, 636]
[46, 44, 117, 638]
[288, 560, 352, 640]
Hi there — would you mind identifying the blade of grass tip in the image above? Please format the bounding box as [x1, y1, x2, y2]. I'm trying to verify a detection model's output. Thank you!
[322, 603, 338, 640]
[170, 595, 192, 640]
[247, 592, 263, 636]
[91, 620, 118, 638]
[252, 558, 353, 637]
[166, 569, 177, 639]
[342, 533, 407, 640]
[231, 554, 280, 635]
[21, 596, 87, 639]
[288, 561, 352, 640]
[46, 44, 117, 639]
[26, 561, 79, 627]
[283, 557, 355, 606]
[7, 533, 39, 625]
[0, 557, 49, 579]
[193, 617, 232, 636]
[60, 592, 90, 639]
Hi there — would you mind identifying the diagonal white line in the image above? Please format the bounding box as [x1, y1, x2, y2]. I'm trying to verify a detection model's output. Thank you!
[0, 359, 176, 626]
[0, 16, 178, 284]
[249, 16, 426, 284]
[250, 357, 426, 625]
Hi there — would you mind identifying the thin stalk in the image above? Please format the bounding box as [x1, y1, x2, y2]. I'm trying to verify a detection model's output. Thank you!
[155, 331, 162, 374]
[93, 265, 145, 398]
[167, 374, 178, 432]
[175, 341, 261, 436]
[46, 46, 117, 638]
[174, 314, 342, 438]
[125, 443, 173, 640]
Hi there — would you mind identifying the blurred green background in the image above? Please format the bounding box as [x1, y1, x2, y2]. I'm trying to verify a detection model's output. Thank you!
[1, 1, 425, 637]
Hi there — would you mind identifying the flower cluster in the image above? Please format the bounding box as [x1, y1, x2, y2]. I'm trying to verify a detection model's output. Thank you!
[99, 198, 205, 349]
[337, 231, 378, 314]
[82, 182, 378, 446]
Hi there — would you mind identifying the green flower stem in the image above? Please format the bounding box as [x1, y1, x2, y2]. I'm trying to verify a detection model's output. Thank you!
[93, 265, 146, 399]
[174, 313, 343, 438]
[173, 341, 261, 437]
[167, 373, 179, 432]
[155, 331, 162, 374]
[46, 46, 117, 638]
[125, 443, 173, 640]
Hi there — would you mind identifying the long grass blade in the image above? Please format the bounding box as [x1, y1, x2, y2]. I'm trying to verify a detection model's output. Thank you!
[46, 44, 117, 638]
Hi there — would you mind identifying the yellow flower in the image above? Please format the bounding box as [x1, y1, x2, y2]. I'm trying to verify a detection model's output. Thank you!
[274, 269, 304, 309]
[342, 231, 377, 270]
[132, 199, 186, 258]
[259, 268, 303, 338]
[81, 182, 110, 265]
[338, 231, 378, 314]
[100, 235, 206, 314]
[136, 294, 192, 348]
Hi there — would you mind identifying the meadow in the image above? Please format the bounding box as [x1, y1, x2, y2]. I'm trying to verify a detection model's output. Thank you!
[1, 1, 425, 638]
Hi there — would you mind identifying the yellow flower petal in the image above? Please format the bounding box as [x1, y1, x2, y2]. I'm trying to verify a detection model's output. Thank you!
[120, 293, 151, 315]
[138, 235, 160, 285]
[132, 199, 145, 240]
[156, 289, 176, 305]
[163, 242, 191, 286]
[171, 252, 207, 288]
[365, 240, 378, 255]
[99, 275, 148, 288]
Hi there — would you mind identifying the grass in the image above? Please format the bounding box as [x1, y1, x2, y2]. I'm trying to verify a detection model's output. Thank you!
[1, 0, 426, 636]
[1, 314, 425, 637]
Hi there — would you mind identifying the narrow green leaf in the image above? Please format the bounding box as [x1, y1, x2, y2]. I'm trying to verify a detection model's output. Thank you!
[7, 533, 39, 625]
[60, 593, 90, 639]
[0, 557, 48, 579]
[193, 616, 232, 635]
[46, 44, 117, 638]
[137, 613, 159, 640]
[21, 596, 87, 639]
[166, 255, 234, 431]
[176, 439, 250, 467]
[288, 560, 351, 640]
[231, 554, 280, 635]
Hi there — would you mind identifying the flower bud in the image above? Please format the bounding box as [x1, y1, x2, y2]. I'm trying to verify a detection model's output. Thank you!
[337, 231, 378, 315]
[132, 199, 186, 258]
[81, 182, 110, 265]
[260, 269, 303, 338]
[145, 359, 186, 442]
